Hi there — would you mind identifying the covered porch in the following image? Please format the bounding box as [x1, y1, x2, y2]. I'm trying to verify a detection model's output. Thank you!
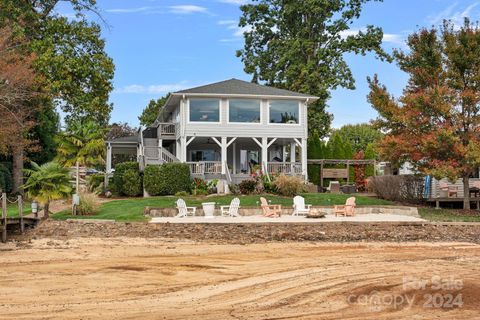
[180, 136, 307, 182]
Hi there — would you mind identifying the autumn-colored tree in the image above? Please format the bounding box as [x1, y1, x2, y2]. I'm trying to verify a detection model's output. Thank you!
[353, 150, 366, 191]
[368, 19, 480, 209]
[0, 28, 41, 193]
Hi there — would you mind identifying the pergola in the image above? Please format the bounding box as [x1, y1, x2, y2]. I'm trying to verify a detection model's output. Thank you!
[307, 159, 377, 187]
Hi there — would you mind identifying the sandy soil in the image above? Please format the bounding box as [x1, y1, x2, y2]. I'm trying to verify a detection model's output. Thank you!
[1, 239, 479, 319]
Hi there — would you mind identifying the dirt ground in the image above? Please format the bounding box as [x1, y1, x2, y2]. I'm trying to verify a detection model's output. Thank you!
[1, 238, 479, 319]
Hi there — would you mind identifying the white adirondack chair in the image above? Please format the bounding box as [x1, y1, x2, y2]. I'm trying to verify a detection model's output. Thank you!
[292, 196, 312, 216]
[220, 197, 241, 217]
[176, 199, 196, 218]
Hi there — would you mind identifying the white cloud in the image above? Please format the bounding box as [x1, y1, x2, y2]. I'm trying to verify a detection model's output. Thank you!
[428, 2, 480, 27]
[218, 19, 251, 40]
[218, 19, 237, 25]
[168, 5, 208, 14]
[115, 83, 189, 94]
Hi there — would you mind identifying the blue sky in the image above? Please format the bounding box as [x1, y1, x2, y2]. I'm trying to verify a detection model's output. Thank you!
[60, 0, 480, 128]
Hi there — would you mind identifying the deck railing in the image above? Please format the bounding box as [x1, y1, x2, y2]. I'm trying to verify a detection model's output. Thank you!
[187, 161, 222, 175]
[143, 147, 179, 164]
[158, 123, 176, 136]
[267, 162, 302, 175]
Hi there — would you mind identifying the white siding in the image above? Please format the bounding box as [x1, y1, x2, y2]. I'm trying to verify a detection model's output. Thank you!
[183, 97, 308, 139]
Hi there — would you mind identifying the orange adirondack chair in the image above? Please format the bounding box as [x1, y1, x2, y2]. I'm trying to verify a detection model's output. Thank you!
[334, 197, 356, 217]
[260, 197, 281, 217]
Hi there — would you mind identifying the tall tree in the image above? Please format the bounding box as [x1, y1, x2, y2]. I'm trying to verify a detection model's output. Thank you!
[368, 19, 480, 209]
[56, 120, 107, 192]
[0, 1, 113, 191]
[333, 123, 383, 153]
[0, 28, 40, 194]
[237, 0, 391, 137]
[0, 0, 114, 127]
[139, 94, 170, 127]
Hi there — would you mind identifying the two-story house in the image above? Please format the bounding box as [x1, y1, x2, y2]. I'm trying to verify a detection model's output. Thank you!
[105, 79, 318, 189]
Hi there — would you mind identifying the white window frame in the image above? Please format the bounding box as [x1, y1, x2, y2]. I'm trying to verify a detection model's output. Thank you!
[187, 98, 221, 124]
[267, 100, 301, 126]
[226, 99, 262, 125]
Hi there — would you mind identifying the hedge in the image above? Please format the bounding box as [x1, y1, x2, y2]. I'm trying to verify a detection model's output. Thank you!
[144, 163, 191, 196]
[112, 162, 140, 195]
[122, 169, 142, 196]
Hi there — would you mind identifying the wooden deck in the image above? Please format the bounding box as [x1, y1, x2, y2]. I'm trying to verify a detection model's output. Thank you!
[1, 216, 40, 243]
[426, 197, 480, 209]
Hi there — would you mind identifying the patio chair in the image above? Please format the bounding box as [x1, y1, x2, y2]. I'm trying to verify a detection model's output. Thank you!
[333, 197, 356, 217]
[438, 182, 458, 198]
[260, 197, 281, 217]
[327, 181, 341, 194]
[176, 198, 196, 218]
[220, 197, 241, 217]
[292, 195, 312, 216]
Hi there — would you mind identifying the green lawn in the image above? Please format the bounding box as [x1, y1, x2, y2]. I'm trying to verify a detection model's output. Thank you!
[2, 202, 32, 218]
[52, 193, 392, 222]
[418, 208, 480, 222]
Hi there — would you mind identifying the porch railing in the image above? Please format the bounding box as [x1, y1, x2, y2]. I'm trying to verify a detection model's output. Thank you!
[267, 162, 302, 175]
[158, 122, 176, 136]
[187, 161, 222, 175]
[143, 146, 179, 164]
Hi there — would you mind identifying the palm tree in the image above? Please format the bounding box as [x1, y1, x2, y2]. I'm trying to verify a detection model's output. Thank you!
[23, 162, 72, 218]
[55, 121, 107, 192]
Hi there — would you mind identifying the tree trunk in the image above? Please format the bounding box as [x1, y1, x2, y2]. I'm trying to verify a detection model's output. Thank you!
[463, 175, 470, 210]
[12, 145, 24, 194]
[44, 202, 49, 219]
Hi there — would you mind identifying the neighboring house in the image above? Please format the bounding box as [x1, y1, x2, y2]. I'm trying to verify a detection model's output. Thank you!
[105, 79, 318, 187]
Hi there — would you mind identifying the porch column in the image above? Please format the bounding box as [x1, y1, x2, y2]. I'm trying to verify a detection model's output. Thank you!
[105, 143, 112, 187]
[282, 145, 287, 163]
[180, 136, 187, 162]
[290, 142, 296, 162]
[175, 139, 181, 159]
[158, 139, 163, 162]
[221, 137, 227, 174]
[301, 138, 308, 181]
[262, 137, 268, 172]
[233, 142, 237, 174]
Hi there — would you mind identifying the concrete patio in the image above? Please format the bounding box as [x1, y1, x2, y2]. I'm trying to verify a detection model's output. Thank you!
[149, 214, 426, 224]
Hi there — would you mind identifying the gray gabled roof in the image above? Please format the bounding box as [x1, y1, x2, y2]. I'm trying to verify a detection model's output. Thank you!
[175, 78, 317, 98]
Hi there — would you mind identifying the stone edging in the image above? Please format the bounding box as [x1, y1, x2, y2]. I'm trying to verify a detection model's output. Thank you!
[144, 205, 419, 218]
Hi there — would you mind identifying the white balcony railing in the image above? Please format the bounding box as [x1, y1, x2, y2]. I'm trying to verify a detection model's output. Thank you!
[187, 161, 222, 175]
[267, 162, 302, 175]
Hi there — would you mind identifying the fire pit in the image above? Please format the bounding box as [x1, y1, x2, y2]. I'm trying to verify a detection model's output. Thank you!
[306, 210, 326, 219]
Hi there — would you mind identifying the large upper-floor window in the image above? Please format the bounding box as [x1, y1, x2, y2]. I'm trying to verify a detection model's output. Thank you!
[269, 100, 300, 124]
[189, 99, 220, 122]
[229, 99, 261, 123]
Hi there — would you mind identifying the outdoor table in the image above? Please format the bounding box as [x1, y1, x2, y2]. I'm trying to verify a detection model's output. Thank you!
[202, 202, 216, 219]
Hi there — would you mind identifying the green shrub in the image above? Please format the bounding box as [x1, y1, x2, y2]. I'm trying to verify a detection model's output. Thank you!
[0, 163, 12, 193]
[122, 169, 142, 196]
[144, 163, 191, 196]
[273, 174, 305, 196]
[239, 179, 257, 194]
[228, 183, 240, 195]
[175, 191, 189, 197]
[112, 162, 139, 195]
[77, 192, 100, 215]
